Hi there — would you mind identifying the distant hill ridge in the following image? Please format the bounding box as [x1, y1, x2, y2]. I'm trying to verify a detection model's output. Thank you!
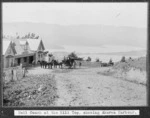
[3, 22, 146, 49]
[97, 50, 146, 56]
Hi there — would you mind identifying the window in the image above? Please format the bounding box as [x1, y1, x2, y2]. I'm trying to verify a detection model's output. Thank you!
[24, 57, 27, 62]
[17, 58, 21, 65]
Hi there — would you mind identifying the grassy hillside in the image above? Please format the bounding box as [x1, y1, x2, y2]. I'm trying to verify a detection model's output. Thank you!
[98, 57, 147, 85]
[113, 57, 146, 71]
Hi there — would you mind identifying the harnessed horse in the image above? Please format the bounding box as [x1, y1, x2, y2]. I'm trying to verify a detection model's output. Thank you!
[53, 60, 63, 68]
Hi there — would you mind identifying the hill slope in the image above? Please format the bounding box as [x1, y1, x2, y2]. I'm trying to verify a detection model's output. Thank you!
[3, 22, 147, 49]
[98, 57, 147, 85]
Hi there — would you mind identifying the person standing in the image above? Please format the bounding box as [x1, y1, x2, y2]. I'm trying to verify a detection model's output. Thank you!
[20, 63, 22, 68]
[11, 69, 14, 81]
[79, 62, 82, 68]
[73, 60, 76, 68]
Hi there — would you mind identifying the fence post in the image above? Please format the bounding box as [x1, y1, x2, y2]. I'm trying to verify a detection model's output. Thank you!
[13, 69, 17, 81]
[23, 68, 25, 77]
[11, 69, 14, 81]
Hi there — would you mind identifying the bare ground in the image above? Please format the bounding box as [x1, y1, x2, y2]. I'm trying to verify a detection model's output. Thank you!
[3, 67, 57, 107]
[3, 66, 147, 107]
[52, 67, 147, 106]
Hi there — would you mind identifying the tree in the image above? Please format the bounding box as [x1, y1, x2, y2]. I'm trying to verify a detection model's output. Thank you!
[16, 36, 20, 39]
[27, 33, 31, 38]
[96, 58, 100, 62]
[35, 36, 39, 39]
[109, 58, 113, 64]
[129, 57, 132, 59]
[68, 52, 78, 59]
[86, 56, 91, 61]
[121, 56, 126, 62]
[24, 34, 28, 39]
[20, 33, 39, 39]
[48, 53, 53, 57]
[31, 33, 35, 39]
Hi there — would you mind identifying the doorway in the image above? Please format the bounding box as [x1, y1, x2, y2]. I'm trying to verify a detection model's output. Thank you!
[17, 58, 21, 65]
[29, 56, 34, 64]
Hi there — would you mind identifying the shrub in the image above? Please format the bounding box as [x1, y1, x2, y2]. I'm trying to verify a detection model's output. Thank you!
[68, 52, 78, 58]
[96, 58, 100, 62]
[86, 57, 92, 61]
[121, 56, 126, 62]
[109, 58, 113, 64]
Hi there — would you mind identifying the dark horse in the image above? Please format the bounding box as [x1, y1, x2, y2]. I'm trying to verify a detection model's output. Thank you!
[37, 60, 45, 68]
[53, 60, 63, 68]
[38, 60, 54, 69]
[45, 61, 54, 69]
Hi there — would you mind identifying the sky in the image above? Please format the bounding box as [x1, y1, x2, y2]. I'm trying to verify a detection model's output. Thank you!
[3, 3, 147, 28]
[2, 3, 147, 53]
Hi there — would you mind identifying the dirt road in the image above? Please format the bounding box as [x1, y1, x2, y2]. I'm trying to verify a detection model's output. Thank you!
[52, 67, 147, 106]
[28, 67, 147, 106]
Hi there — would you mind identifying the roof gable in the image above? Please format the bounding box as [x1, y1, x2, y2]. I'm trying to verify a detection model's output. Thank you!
[27, 39, 41, 51]
[19, 40, 28, 45]
[38, 40, 45, 51]
[12, 39, 24, 55]
[3, 40, 15, 56]
[3, 40, 11, 55]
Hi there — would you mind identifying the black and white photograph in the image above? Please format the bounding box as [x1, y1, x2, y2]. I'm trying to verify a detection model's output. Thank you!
[2, 2, 147, 107]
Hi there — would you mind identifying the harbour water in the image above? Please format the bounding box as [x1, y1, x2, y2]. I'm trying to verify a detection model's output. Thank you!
[47, 45, 145, 62]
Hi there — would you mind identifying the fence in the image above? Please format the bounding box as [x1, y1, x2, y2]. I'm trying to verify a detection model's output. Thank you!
[3, 66, 26, 84]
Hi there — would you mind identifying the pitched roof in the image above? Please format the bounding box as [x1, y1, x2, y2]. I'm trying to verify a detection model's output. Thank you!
[3, 38, 45, 56]
[11, 39, 24, 55]
[27, 39, 41, 51]
[19, 40, 27, 45]
[39, 40, 45, 50]
[3, 40, 11, 55]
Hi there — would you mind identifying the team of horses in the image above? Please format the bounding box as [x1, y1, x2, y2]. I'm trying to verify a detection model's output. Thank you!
[37, 57, 77, 69]
[38, 60, 63, 69]
[37, 58, 114, 69]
